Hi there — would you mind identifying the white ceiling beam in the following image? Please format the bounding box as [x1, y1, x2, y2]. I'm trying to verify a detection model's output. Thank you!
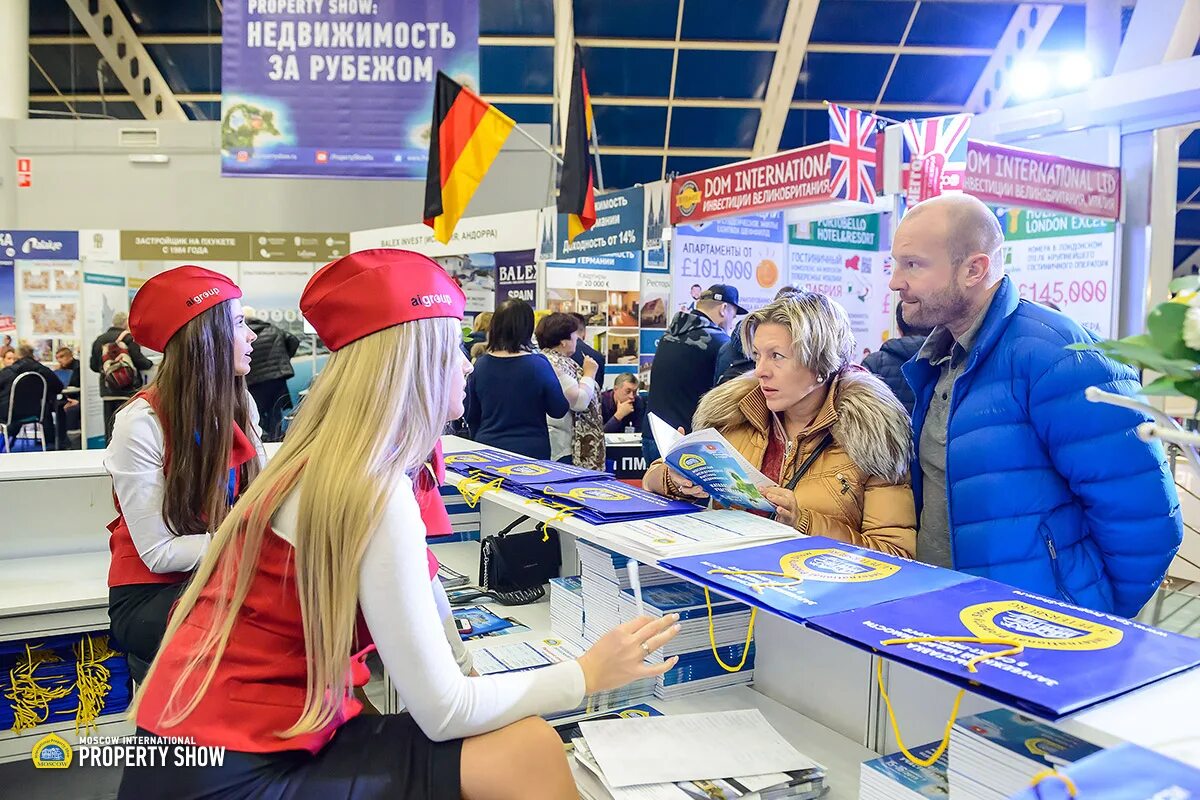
[552, 0, 574, 151]
[63, 0, 186, 120]
[31, 92, 219, 103]
[1178, 239, 1200, 246]
[753, 0, 821, 157]
[660, 0, 687, 180]
[1180, 202, 1200, 211]
[1113, 0, 1200, 74]
[1176, 247, 1200, 277]
[965, 4, 1061, 113]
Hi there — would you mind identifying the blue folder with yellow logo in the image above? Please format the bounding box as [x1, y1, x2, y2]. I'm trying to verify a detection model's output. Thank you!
[809, 578, 1200, 719]
[660, 536, 974, 624]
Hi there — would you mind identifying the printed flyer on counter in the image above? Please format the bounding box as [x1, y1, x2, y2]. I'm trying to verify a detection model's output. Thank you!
[650, 413, 777, 514]
[661, 537, 973, 624]
[809, 578, 1200, 719]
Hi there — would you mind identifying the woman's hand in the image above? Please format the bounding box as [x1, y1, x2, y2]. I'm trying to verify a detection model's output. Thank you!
[582, 356, 599, 379]
[577, 614, 681, 694]
[762, 486, 799, 526]
[645, 462, 709, 500]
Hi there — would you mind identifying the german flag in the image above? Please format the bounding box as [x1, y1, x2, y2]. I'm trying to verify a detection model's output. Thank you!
[557, 44, 596, 241]
[424, 72, 515, 244]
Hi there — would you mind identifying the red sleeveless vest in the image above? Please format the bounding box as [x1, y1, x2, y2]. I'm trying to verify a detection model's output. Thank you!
[107, 391, 258, 588]
[136, 526, 367, 753]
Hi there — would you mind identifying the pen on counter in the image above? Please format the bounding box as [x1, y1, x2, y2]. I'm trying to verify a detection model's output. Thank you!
[627, 558, 644, 619]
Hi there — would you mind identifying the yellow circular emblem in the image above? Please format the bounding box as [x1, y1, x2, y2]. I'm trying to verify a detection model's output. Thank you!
[497, 464, 551, 477]
[958, 601, 1123, 651]
[777, 548, 901, 583]
[678, 454, 706, 470]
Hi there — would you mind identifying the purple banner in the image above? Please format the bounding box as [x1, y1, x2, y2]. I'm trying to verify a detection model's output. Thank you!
[810, 578, 1200, 720]
[0, 230, 80, 261]
[221, 0, 479, 179]
[494, 249, 536, 308]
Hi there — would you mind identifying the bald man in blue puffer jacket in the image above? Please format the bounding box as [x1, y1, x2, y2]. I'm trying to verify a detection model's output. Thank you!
[891, 194, 1181, 618]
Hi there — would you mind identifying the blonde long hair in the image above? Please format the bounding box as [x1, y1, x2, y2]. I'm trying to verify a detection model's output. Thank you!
[135, 316, 462, 738]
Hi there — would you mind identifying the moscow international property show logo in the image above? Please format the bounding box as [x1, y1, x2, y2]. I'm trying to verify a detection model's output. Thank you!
[33, 733, 226, 769]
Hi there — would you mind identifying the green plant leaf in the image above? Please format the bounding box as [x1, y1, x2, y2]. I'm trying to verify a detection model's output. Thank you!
[1140, 375, 1184, 396]
[1146, 302, 1200, 361]
[1176, 378, 1200, 403]
[1170, 276, 1200, 294]
[1074, 334, 1200, 378]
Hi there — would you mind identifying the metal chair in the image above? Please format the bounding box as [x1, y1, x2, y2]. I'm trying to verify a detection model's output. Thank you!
[1, 371, 49, 452]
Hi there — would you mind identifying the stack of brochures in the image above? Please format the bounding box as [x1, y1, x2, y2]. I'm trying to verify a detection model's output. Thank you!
[472, 638, 654, 715]
[948, 709, 1100, 800]
[436, 562, 470, 590]
[576, 540, 677, 645]
[592, 510, 799, 564]
[549, 576, 586, 646]
[445, 448, 698, 524]
[616, 581, 756, 700]
[452, 605, 528, 639]
[570, 708, 826, 800]
[858, 742, 946, 800]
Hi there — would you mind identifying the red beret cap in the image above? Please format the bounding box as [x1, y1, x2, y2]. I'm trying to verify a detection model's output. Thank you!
[129, 265, 242, 352]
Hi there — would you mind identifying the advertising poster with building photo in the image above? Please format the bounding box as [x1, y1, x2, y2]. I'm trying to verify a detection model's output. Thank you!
[787, 214, 892, 356]
[992, 208, 1117, 337]
[639, 273, 671, 329]
[670, 212, 785, 315]
[639, 329, 667, 389]
[16, 261, 81, 359]
[434, 253, 495, 315]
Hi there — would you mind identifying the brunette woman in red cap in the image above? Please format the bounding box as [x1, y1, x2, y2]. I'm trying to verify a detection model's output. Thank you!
[105, 266, 264, 667]
[122, 250, 680, 800]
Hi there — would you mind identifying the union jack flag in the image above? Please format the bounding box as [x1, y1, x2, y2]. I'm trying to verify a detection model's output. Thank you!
[901, 113, 973, 201]
[828, 103, 881, 205]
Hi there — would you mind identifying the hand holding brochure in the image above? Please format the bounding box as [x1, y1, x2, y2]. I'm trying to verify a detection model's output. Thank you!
[648, 413, 776, 514]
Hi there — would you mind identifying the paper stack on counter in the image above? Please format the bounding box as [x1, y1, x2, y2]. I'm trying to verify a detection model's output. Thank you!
[572, 709, 826, 800]
[594, 510, 799, 561]
[616, 580, 755, 700]
[577, 540, 677, 645]
[549, 576, 586, 646]
[858, 742, 946, 800]
[471, 637, 654, 717]
[648, 413, 778, 514]
[948, 709, 1100, 800]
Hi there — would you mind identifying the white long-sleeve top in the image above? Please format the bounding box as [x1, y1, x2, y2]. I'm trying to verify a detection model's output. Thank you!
[270, 475, 586, 742]
[548, 364, 598, 462]
[104, 397, 267, 574]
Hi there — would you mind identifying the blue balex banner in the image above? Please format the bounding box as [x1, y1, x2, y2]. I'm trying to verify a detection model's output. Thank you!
[221, 0, 479, 178]
[558, 187, 645, 259]
[0, 230, 80, 261]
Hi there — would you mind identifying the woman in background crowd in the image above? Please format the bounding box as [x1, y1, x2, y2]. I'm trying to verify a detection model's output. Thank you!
[645, 291, 916, 557]
[535, 312, 604, 470]
[105, 266, 265, 666]
[465, 299, 570, 460]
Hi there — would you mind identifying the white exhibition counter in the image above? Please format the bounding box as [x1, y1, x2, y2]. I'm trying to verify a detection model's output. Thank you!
[0, 439, 1197, 788]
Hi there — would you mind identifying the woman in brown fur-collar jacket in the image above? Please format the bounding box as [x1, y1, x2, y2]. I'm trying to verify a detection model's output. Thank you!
[644, 291, 916, 557]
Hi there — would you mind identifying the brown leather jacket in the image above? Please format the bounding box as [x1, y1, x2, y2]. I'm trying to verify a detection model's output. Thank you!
[693, 369, 917, 557]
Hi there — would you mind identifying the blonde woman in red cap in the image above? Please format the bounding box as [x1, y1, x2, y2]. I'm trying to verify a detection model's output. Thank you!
[123, 250, 681, 800]
[105, 266, 264, 668]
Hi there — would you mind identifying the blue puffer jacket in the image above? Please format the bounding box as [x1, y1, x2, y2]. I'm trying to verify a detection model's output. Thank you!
[903, 277, 1182, 618]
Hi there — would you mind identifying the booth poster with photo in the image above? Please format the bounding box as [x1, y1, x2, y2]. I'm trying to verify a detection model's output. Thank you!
[670, 212, 786, 315]
[787, 213, 894, 355]
[11, 231, 82, 364]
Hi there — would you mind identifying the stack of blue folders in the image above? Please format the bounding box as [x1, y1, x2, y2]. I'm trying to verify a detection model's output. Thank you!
[444, 449, 698, 524]
[615, 579, 756, 700]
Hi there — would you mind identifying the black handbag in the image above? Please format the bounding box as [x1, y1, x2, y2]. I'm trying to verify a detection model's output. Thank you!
[478, 515, 562, 605]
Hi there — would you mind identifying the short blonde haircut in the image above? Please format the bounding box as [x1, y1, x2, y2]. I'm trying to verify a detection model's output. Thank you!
[741, 291, 855, 379]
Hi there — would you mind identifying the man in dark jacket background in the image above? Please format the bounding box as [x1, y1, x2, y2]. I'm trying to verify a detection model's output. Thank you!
[0, 344, 63, 449]
[645, 284, 744, 463]
[90, 311, 153, 444]
[243, 307, 301, 441]
[862, 304, 932, 414]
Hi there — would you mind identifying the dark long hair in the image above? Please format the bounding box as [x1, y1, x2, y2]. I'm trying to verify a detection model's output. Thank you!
[151, 300, 259, 537]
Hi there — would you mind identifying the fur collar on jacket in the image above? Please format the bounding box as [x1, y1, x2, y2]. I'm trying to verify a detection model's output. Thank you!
[693, 368, 913, 483]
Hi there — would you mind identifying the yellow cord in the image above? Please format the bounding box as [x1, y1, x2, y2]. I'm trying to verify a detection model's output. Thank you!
[703, 588, 757, 673]
[456, 473, 506, 509]
[72, 633, 118, 734]
[880, 636, 1025, 673]
[1029, 768, 1079, 798]
[876, 659, 964, 767]
[708, 567, 804, 593]
[874, 634, 1024, 767]
[4, 643, 72, 733]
